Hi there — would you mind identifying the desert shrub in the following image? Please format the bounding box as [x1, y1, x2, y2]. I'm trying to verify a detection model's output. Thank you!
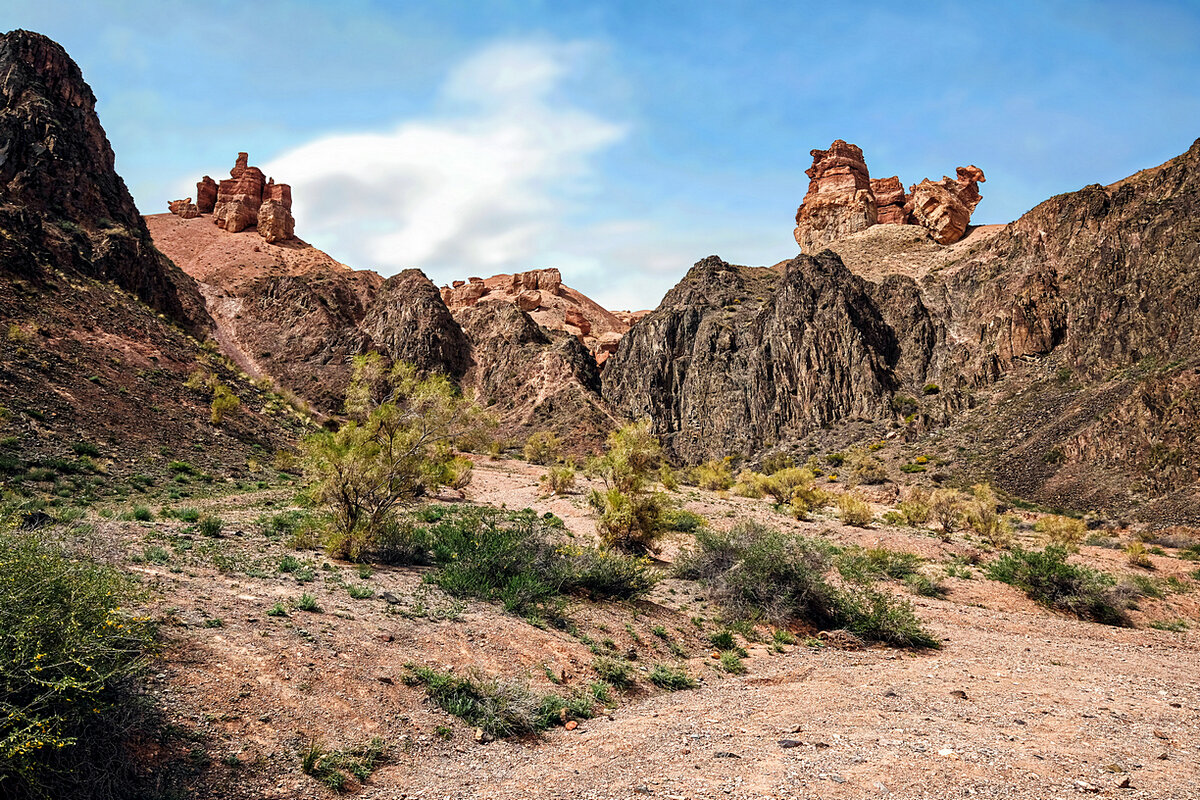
[760, 467, 813, 505]
[836, 546, 923, 583]
[587, 420, 667, 552]
[675, 521, 937, 648]
[732, 470, 766, 498]
[297, 593, 322, 613]
[404, 665, 592, 737]
[929, 488, 964, 536]
[649, 664, 696, 691]
[1125, 541, 1153, 569]
[657, 464, 678, 491]
[716, 650, 746, 674]
[523, 432, 562, 465]
[922, 383, 940, 395]
[209, 384, 240, 425]
[890, 394, 918, 416]
[0, 530, 156, 797]
[905, 572, 947, 598]
[301, 737, 386, 793]
[837, 492, 873, 527]
[6, 323, 31, 344]
[1035, 514, 1087, 551]
[759, 452, 795, 475]
[302, 355, 483, 559]
[692, 458, 733, 491]
[197, 515, 223, 537]
[591, 655, 634, 688]
[824, 452, 845, 467]
[439, 455, 474, 492]
[845, 449, 889, 485]
[661, 508, 706, 532]
[540, 465, 576, 496]
[418, 506, 655, 617]
[965, 484, 1013, 549]
[986, 547, 1131, 625]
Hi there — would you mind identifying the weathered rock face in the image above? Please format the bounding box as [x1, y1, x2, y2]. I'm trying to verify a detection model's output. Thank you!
[360, 269, 470, 379]
[907, 166, 986, 244]
[793, 140, 985, 251]
[0, 29, 208, 332]
[793, 140, 877, 253]
[609, 138, 1200, 520]
[256, 198, 294, 243]
[440, 267, 643, 363]
[196, 176, 217, 213]
[168, 197, 200, 218]
[603, 254, 901, 462]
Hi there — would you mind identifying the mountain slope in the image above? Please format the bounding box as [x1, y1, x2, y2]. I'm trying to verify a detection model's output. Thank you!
[605, 139, 1200, 520]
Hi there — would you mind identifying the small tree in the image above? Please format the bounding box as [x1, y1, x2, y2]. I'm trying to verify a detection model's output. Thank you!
[929, 488, 964, 539]
[523, 431, 562, 465]
[301, 354, 482, 560]
[588, 419, 666, 552]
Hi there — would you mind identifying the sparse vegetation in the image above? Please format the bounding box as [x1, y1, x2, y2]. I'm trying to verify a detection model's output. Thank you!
[837, 492, 873, 527]
[692, 458, 734, 491]
[1035, 514, 1087, 551]
[523, 431, 562, 465]
[649, 663, 696, 690]
[301, 737, 386, 793]
[986, 547, 1132, 626]
[540, 464, 576, 496]
[675, 521, 938, 648]
[587, 420, 667, 552]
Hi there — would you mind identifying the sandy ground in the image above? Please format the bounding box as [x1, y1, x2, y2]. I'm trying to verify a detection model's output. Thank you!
[79, 458, 1200, 799]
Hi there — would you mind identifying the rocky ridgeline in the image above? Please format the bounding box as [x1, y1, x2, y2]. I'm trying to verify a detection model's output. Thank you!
[440, 267, 645, 364]
[168, 152, 295, 243]
[793, 139, 985, 252]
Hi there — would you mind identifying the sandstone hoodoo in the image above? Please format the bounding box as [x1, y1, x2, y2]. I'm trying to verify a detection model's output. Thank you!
[168, 152, 296, 243]
[793, 139, 985, 251]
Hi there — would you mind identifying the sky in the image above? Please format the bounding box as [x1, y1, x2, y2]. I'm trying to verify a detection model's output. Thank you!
[5, 0, 1200, 309]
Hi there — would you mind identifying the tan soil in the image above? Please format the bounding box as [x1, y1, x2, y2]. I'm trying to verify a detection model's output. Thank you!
[78, 459, 1200, 799]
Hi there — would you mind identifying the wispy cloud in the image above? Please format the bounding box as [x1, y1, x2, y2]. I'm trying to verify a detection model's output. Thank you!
[263, 40, 626, 282]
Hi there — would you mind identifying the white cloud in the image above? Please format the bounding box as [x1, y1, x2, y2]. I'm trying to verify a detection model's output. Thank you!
[262, 40, 626, 283]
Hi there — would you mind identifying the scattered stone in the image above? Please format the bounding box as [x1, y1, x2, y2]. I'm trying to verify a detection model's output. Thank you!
[778, 739, 804, 748]
[474, 728, 493, 744]
[565, 721, 578, 731]
[950, 690, 969, 700]
[713, 752, 740, 759]
[1117, 776, 1133, 789]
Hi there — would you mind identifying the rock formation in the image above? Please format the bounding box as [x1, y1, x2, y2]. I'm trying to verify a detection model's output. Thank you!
[439, 267, 645, 363]
[196, 176, 217, 213]
[907, 165, 986, 244]
[608, 138, 1200, 520]
[167, 198, 200, 218]
[793, 140, 985, 251]
[171, 152, 296, 243]
[793, 141, 878, 253]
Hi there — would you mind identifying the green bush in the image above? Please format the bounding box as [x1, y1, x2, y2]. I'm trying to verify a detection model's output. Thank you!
[692, 458, 734, 491]
[661, 508, 706, 532]
[0, 531, 155, 796]
[540, 465, 576, 496]
[591, 655, 634, 688]
[197, 515, 223, 537]
[523, 432, 563, 465]
[717, 651, 745, 674]
[301, 737, 386, 793]
[404, 665, 593, 737]
[420, 506, 656, 618]
[209, 383, 241, 425]
[986, 547, 1131, 626]
[1035, 514, 1087, 551]
[586, 420, 667, 552]
[649, 664, 696, 691]
[675, 521, 937, 648]
[837, 492, 873, 527]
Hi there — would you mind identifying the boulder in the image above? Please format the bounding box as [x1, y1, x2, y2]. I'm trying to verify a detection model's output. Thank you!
[564, 307, 592, 336]
[907, 166, 986, 245]
[168, 198, 200, 218]
[517, 290, 542, 311]
[257, 199, 294, 243]
[212, 197, 257, 233]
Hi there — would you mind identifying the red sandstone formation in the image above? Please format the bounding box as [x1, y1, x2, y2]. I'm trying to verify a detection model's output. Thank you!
[906, 166, 986, 244]
[793, 140, 877, 253]
[440, 267, 645, 363]
[793, 140, 985, 250]
[196, 176, 217, 213]
[167, 197, 199, 218]
[170, 153, 296, 243]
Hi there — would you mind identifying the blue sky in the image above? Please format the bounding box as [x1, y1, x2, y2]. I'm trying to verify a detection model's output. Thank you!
[5, 0, 1200, 308]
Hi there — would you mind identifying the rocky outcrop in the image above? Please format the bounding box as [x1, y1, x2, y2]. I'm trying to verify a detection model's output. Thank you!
[793, 140, 985, 251]
[793, 140, 877, 253]
[907, 166, 986, 244]
[183, 152, 297, 243]
[440, 267, 643, 362]
[0, 29, 208, 332]
[361, 269, 470, 379]
[256, 198, 294, 243]
[196, 176, 217, 213]
[603, 254, 901, 462]
[168, 197, 200, 218]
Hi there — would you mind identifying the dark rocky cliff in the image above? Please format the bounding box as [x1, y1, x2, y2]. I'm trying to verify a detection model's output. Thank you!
[0, 29, 208, 331]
